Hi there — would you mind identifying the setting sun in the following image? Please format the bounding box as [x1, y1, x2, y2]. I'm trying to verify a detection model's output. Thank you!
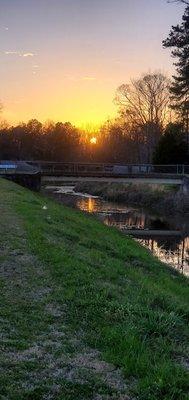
[90, 137, 97, 145]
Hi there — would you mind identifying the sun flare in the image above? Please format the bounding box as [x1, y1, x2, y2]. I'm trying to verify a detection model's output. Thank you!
[90, 137, 97, 145]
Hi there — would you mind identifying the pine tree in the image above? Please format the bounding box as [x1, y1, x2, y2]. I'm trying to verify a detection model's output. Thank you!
[163, 3, 189, 132]
[153, 123, 188, 164]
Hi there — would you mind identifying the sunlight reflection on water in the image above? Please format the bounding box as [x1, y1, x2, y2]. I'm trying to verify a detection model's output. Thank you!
[45, 185, 189, 276]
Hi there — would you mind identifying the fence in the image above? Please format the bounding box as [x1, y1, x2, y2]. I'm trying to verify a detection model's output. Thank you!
[26, 162, 189, 176]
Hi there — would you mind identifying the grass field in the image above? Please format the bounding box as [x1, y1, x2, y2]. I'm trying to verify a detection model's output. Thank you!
[0, 178, 188, 400]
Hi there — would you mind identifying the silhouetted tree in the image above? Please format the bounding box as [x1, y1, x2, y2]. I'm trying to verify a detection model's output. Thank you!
[153, 123, 188, 164]
[115, 73, 170, 127]
[0, 120, 82, 162]
[45, 122, 80, 161]
[114, 73, 170, 162]
[163, 4, 189, 135]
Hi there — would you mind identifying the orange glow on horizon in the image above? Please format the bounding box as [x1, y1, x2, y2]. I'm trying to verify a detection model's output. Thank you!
[2, 87, 117, 127]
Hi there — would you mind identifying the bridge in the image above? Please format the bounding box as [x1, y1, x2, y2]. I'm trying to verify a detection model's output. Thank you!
[30, 161, 189, 177]
[0, 161, 41, 190]
[27, 162, 188, 189]
[1, 161, 189, 192]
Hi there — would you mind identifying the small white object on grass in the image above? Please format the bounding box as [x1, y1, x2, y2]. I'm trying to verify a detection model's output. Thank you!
[42, 205, 48, 210]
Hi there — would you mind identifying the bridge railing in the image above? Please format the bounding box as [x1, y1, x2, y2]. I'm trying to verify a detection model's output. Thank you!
[26, 162, 189, 176]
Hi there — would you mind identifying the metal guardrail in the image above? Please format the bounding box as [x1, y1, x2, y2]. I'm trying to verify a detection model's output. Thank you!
[1, 161, 188, 177]
[26, 162, 189, 176]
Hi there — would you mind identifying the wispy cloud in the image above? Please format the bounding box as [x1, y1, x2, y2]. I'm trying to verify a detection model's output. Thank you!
[4, 51, 36, 57]
[22, 52, 35, 57]
[5, 51, 20, 55]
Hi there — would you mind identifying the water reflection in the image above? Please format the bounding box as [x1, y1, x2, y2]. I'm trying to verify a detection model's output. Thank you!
[102, 213, 171, 231]
[99, 211, 189, 275]
[44, 185, 189, 276]
[138, 238, 189, 275]
[77, 197, 101, 213]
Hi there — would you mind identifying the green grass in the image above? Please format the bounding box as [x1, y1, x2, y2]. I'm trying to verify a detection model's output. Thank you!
[0, 178, 188, 400]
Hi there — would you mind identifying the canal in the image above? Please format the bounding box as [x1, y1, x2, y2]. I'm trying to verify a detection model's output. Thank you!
[43, 185, 189, 276]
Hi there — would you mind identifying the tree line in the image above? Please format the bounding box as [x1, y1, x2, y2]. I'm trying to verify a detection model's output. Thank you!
[0, 0, 189, 165]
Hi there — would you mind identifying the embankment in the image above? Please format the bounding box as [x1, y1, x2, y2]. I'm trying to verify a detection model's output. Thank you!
[75, 181, 189, 215]
[0, 178, 188, 400]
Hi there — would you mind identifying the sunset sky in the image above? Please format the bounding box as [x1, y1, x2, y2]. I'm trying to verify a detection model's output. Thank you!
[0, 0, 185, 126]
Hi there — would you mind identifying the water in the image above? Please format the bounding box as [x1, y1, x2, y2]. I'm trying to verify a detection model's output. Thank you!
[44, 185, 189, 276]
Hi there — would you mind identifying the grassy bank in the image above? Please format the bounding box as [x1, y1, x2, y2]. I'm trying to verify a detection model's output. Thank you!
[0, 179, 189, 400]
[75, 182, 188, 215]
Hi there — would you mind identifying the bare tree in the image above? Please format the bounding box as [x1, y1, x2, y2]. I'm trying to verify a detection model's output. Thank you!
[115, 73, 170, 128]
[168, 1, 189, 4]
[114, 73, 171, 162]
